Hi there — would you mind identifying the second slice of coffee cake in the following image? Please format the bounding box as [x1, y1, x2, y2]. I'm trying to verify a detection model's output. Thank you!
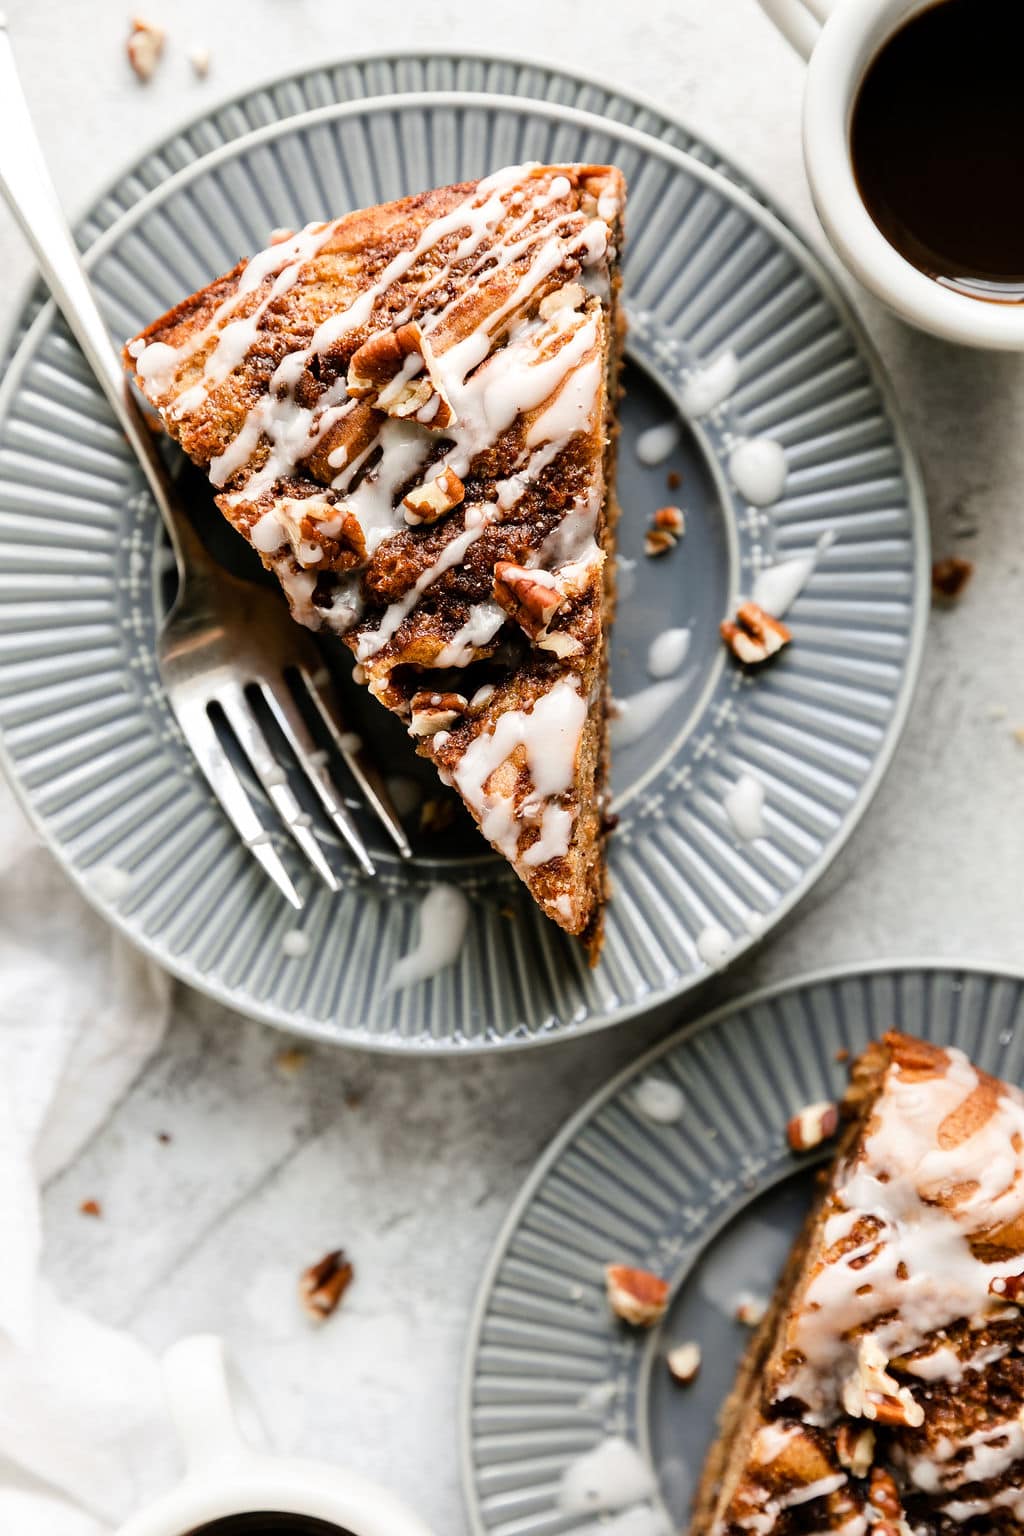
[693, 1032, 1024, 1534]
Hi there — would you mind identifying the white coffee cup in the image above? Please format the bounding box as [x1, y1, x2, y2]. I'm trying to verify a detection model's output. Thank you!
[759, 0, 1024, 349]
[114, 1336, 436, 1536]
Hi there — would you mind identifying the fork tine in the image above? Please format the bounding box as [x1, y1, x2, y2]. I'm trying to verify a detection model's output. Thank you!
[259, 677, 376, 879]
[172, 698, 304, 910]
[300, 665, 413, 860]
[216, 686, 342, 894]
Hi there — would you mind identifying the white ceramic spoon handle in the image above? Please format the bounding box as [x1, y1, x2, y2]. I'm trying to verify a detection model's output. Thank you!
[757, 0, 836, 59]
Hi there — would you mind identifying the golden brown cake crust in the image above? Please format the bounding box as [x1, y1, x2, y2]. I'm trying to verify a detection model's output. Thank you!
[124, 164, 625, 953]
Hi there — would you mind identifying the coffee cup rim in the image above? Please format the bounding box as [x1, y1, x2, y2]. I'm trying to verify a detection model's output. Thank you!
[804, 0, 1024, 349]
[113, 1458, 437, 1536]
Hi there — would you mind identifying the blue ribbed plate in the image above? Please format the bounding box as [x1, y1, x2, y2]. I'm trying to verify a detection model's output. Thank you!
[461, 963, 1024, 1533]
[0, 89, 928, 1050]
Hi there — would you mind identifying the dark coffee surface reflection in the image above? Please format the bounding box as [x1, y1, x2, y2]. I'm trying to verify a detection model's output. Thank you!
[185, 1516, 353, 1536]
[852, 0, 1024, 301]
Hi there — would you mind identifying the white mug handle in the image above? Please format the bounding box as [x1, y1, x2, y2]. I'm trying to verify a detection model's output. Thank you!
[162, 1335, 256, 1477]
[757, 0, 836, 59]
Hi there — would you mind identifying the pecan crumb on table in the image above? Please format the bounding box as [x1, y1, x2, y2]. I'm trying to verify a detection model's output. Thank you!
[299, 1249, 355, 1321]
[931, 555, 974, 600]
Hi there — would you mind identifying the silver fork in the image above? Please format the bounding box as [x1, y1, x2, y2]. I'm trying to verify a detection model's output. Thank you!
[0, 19, 411, 906]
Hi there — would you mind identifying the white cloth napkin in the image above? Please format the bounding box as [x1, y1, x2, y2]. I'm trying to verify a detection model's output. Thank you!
[0, 784, 175, 1532]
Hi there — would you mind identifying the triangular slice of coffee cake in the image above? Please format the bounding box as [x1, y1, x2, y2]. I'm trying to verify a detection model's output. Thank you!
[692, 1032, 1024, 1534]
[124, 163, 625, 958]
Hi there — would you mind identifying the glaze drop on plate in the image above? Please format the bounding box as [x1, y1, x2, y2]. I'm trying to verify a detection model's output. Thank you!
[386, 884, 470, 992]
[579, 1380, 618, 1411]
[616, 554, 638, 601]
[680, 350, 739, 417]
[557, 1436, 657, 1514]
[751, 529, 836, 618]
[696, 922, 731, 965]
[633, 1075, 686, 1124]
[728, 437, 787, 506]
[635, 420, 681, 466]
[90, 864, 130, 902]
[646, 627, 691, 680]
[723, 774, 766, 841]
[611, 679, 686, 748]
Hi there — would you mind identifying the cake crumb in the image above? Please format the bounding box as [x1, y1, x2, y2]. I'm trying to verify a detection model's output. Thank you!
[276, 1046, 307, 1075]
[667, 1341, 701, 1384]
[667, 469, 682, 491]
[79, 1199, 102, 1218]
[835, 1046, 850, 1063]
[931, 555, 973, 601]
[605, 1263, 669, 1327]
[721, 602, 791, 666]
[156, 1130, 172, 1145]
[645, 505, 685, 557]
[126, 18, 165, 82]
[189, 46, 210, 77]
[734, 1291, 768, 1327]
[299, 1249, 354, 1321]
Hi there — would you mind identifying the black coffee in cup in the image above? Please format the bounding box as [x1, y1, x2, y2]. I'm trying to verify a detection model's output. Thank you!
[851, 0, 1024, 302]
[185, 1518, 353, 1535]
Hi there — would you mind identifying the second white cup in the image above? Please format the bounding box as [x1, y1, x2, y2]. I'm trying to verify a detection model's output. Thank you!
[115, 1336, 436, 1536]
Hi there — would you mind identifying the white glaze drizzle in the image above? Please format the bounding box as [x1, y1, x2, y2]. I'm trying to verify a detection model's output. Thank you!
[635, 420, 681, 466]
[646, 626, 690, 679]
[281, 929, 309, 959]
[356, 511, 492, 661]
[610, 678, 686, 748]
[751, 530, 836, 618]
[777, 1042, 1024, 1423]
[90, 864, 131, 902]
[904, 1415, 1024, 1494]
[724, 774, 766, 840]
[557, 1436, 657, 1515]
[729, 437, 787, 507]
[633, 1076, 686, 1125]
[780, 1473, 846, 1510]
[385, 884, 470, 993]
[752, 1423, 802, 1467]
[696, 922, 731, 965]
[453, 675, 585, 864]
[944, 1486, 1024, 1524]
[433, 600, 507, 668]
[740, 1428, 850, 1536]
[681, 350, 739, 417]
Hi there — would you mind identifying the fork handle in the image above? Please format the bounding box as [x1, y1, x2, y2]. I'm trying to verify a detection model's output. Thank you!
[0, 17, 200, 576]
